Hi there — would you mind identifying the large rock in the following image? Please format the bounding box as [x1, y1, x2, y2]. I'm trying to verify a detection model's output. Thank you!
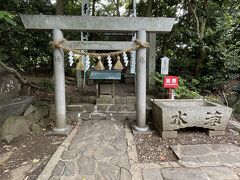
[1, 116, 30, 143]
[0, 67, 20, 102]
[49, 104, 56, 120]
[0, 96, 32, 126]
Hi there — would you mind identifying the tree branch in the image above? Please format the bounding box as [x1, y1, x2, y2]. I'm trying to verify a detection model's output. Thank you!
[0, 60, 28, 85]
[187, 0, 200, 39]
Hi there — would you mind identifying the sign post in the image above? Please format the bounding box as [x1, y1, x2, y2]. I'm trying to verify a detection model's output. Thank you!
[163, 76, 179, 99]
[161, 56, 169, 75]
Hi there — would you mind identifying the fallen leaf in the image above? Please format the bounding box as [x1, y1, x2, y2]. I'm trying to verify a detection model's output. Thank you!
[32, 159, 40, 163]
[3, 169, 9, 173]
[159, 156, 166, 161]
[50, 141, 61, 145]
[21, 161, 28, 165]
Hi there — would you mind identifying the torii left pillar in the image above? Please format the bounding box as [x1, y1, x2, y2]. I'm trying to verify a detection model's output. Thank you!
[52, 29, 68, 132]
[135, 30, 148, 131]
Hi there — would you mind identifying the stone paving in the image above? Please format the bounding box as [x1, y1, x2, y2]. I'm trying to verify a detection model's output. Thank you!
[50, 120, 132, 180]
[46, 119, 240, 180]
[171, 144, 240, 168]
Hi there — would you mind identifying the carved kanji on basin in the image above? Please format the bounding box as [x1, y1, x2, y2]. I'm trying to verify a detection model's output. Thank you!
[151, 99, 232, 138]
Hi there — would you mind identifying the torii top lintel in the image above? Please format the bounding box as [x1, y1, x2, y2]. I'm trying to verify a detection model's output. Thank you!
[20, 15, 175, 33]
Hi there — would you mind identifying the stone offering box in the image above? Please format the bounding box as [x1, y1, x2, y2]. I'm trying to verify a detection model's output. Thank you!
[151, 99, 232, 138]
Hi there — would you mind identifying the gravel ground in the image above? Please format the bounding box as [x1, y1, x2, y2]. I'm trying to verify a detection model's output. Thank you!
[133, 122, 240, 163]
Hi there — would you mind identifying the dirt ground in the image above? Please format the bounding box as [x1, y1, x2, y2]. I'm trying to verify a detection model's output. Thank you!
[0, 132, 65, 180]
[134, 120, 240, 163]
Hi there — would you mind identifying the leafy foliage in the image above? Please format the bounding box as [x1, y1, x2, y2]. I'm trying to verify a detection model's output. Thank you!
[0, 0, 239, 95]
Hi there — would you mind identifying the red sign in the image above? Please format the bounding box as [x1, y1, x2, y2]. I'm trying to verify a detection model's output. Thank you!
[163, 76, 179, 88]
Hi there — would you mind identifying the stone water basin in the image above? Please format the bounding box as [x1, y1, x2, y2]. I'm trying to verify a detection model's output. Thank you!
[151, 99, 232, 138]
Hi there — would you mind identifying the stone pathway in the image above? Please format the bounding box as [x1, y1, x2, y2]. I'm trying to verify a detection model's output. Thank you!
[43, 119, 240, 180]
[171, 144, 240, 168]
[49, 120, 132, 180]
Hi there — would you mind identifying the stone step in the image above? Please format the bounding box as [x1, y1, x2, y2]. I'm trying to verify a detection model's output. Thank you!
[96, 98, 115, 105]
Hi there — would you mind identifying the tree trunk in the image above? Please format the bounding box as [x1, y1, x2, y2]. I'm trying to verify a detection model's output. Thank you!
[92, 0, 96, 16]
[56, 0, 64, 15]
[111, 0, 120, 16]
[187, 0, 208, 77]
[195, 42, 206, 76]
[146, 0, 153, 17]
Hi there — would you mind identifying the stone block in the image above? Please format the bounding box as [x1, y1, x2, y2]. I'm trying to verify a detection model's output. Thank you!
[120, 168, 132, 180]
[218, 153, 240, 164]
[24, 104, 37, 116]
[171, 144, 211, 158]
[201, 166, 239, 180]
[97, 105, 109, 112]
[96, 98, 115, 105]
[93, 144, 118, 159]
[82, 104, 95, 112]
[115, 96, 126, 104]
[91, 113, 106, 120]
[161, 168, 209, 180]
[80, 112, 90, 120]
[143, 169, 163, 180]
[61, 149, 78, 160]
[88, 96, 96, 104]
[63, 161, 75, 176]
[77, 155, 95, 175]
[111, 154, 130, 169]
[70, 96, 82, 103]
[1, 116, 30, 143]
[24, 109, 42, 124]
[108, 105, 126, 112]
[67, 104, 84, 112]
[126, 104, 136, 111]
[209, 144, 240, 153]
[151, 99, 232, 138]
[126, 96, 136, 104]
[98, 162, 120, 180]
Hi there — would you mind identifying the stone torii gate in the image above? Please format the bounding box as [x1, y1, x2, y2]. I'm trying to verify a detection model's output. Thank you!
[21, 15, 175, 132]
